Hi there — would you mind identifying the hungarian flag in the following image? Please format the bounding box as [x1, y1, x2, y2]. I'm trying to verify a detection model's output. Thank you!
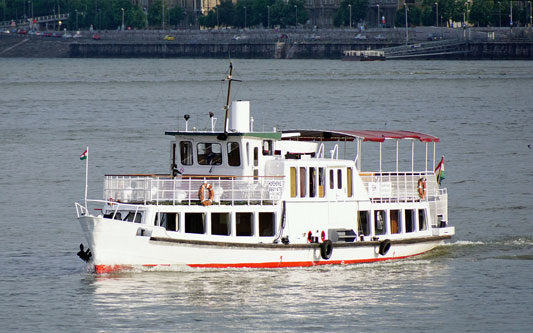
[434, 156, 445, 185]
[80, 149, 88, 160]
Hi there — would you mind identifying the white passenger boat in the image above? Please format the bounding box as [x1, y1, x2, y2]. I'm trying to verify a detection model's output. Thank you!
[75, 64, 453, 274]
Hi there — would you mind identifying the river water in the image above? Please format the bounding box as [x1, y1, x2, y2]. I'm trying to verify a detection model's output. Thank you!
[0, 58, 532, 332]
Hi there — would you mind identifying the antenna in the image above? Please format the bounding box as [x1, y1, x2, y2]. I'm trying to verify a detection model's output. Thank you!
[184, 114, 190, 132]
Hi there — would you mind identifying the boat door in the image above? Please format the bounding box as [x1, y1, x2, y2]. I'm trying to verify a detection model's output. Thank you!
[327, 168, 346, 200]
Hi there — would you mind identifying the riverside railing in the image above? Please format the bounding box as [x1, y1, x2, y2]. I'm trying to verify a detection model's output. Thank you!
[103, 175, 285, 206]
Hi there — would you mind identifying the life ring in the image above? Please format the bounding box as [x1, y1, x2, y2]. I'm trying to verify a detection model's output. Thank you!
[320, 240, 333, 260]
[417, 178, 426, 199]
[199, 183, 214, 206]
[379, 239, 391, 256]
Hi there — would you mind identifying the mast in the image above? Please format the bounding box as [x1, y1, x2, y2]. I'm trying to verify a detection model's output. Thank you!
[223, 62, 241, 134]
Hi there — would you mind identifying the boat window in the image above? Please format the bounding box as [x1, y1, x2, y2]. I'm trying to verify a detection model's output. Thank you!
[197, 143, 222, 165]
[259, 212, 275, 236]
[157, 212, 178, 232]
[299, 167, 307, 198]
[211, 213, 231, 236]
[124, 211, 142, 223]
[374, 210, 386, 235]
[347, 167, 353, 197]
[180, 141, 193, 166]
[290, 167, 297, 198]
[104, 212, 121, 220]
[418, 209, 427, 231]
[254, 147, 259, 166]
[337, 169, 343, 189]
[329, 169, 334, 189]
[262, 140, 273, 155]
[309, 167, 316, 198]
[358, 211, 370, 236]
[185, 213, 205, 234]
[236, 212, 253, 236]
[246, 142, 250, 166]
[405, 209, 415, 233]
[318, 167, 325, 198]
[390, 210, 401, 234]
[227, 142, 241, 166]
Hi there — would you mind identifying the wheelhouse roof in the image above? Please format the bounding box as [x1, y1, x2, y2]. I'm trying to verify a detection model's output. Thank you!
[165, 131, 282, 140]
[281, 130, 439, 143]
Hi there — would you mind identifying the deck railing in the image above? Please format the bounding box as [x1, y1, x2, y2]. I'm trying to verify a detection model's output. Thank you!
[103, 175, 285, 206]
[359, 171, 440, 203]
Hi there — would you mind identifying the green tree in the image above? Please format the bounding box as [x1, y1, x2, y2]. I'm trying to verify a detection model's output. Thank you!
[469, 0, 494, 27]
[333, 0, 368, 27]
[395, 4, 421, 27]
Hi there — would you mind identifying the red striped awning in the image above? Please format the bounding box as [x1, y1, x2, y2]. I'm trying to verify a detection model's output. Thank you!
[281, 130, 439, 143]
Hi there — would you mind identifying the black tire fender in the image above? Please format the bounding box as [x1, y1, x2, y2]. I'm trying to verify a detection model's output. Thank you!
[379, 239, 391, 256]
[320, 240, 333, 260]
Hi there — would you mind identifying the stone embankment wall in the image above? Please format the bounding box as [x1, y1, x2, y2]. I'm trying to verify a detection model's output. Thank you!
[1, 27, 533, 59]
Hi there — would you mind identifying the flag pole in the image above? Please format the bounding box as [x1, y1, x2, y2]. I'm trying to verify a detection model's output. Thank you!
[85, 145, 89, 209]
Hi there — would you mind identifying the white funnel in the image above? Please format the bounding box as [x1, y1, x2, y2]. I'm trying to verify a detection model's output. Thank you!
[230, 101, 250, 133]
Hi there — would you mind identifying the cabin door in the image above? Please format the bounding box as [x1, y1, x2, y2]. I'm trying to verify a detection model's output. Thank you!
[327, 168, 346, 200]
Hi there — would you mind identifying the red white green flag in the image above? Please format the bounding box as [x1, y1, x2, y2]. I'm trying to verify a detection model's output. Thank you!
[434, 156, 445, 185]
[80, 149, 88, 160]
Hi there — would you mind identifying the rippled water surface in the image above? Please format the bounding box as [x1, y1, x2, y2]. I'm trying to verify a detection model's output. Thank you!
[0, 59, 532, 332]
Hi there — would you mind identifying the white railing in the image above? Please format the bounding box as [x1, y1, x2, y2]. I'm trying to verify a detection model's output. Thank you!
[103, 175, 285, 206]
[360, 171, 439, 203]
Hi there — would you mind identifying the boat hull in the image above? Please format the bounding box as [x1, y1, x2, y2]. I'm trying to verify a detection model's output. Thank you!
[79, 216, 451, 274]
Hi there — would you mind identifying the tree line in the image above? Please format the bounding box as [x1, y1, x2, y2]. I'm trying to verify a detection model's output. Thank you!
[2, 0, 531, 30]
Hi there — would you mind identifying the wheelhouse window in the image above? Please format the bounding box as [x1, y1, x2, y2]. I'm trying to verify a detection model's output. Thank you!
[197, 143, 222, 165]
[211, 213, 231, 236]
[262, 140, 273, 155]
[254, 147, 259, 166]
[309, 167, 316, 198]
[337, 169, 343, 189]
[185, 213, 205, 234]
[259, 212, 275, 236]
[347, 167, 353, 197]
[124, 211, 142, 223]
[227, 142, 241, 166]
[157, 212, 178, 232]
[290, 167, 297, 198]
[299, 167, 307, 198]
[374, 210, 386, 235]
[329, 169, 334, 189]
[318, 167, 325, 197]
[180, 141, 193, 166]
[358, 211, 370, 236]
[390, 210, 401, 234]
[418, 209, 427, 231]
[236, 212, 253, 236]
[405, 209, 415, 233]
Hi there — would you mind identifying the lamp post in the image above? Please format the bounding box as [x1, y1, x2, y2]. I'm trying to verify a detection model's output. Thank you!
[295, 5, 298, 27]
[267, 5, 270, 29]
[244, 6, 246, 29]
[435, 2, 438, 27]
[510, 1, 513, 28]
[348, 4, 352, 29]
[527, 1, 533, 26]
[376, 4, 379, 28]
[75, 9, 79, 30]
[161, 0, 165, 30]
[215, 7, 219, 28]
[121, 8, 124, 31]
[498, 2, 501, 27]
[404, 3, 408, 44]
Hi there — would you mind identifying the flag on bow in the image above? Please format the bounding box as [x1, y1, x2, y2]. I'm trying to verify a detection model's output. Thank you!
[80, 149, 88, 160]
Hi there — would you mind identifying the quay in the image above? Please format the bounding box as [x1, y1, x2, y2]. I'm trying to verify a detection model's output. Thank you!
[1, 27, 532, 59]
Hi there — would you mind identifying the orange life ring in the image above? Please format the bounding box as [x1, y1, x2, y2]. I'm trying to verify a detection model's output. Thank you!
[417, 178, 426, 199]
[199, 183, 214, 206]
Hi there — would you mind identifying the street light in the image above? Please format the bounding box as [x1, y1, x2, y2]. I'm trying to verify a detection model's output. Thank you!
[121, 8, 124, 31]
[267, 6, 270, 29]
[498, 2, 501, 27]
[376, 4, 379, 28]
[348, 4, 352, 29]
[161, 0, 165, 30]
[75, 9, 79, 30]
[435, 2, 438, 27]
[404, 3, 408, 44]
[244, 6, 246, 29]
[510, 1, 513, 28]
[295, 5, 298, 27]
[529, 1, 532, 26]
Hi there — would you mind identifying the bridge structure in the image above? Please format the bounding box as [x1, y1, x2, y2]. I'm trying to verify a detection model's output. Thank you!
[1, 13, 69, 31]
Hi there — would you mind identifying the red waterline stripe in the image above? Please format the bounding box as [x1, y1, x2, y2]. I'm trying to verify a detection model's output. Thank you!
[93, 251, 429, 273]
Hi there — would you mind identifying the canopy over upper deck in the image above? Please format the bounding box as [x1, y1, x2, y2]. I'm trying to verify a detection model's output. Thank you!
[281, 130, 439, 143]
